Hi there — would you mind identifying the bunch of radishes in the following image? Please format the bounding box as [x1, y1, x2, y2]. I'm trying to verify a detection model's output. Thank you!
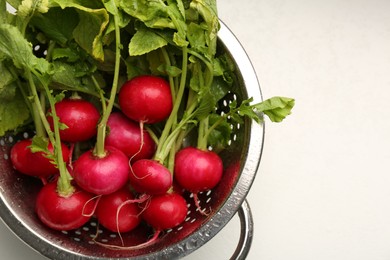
[2, 0, 294, 250]
[10, 73, 225, 248]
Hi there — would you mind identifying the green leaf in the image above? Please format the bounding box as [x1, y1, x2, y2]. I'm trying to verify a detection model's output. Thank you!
[73, 8, 109, 61]
[0, 86, 30, 136]
[207, 113, 231, 151]
[0, 0, 6, 24]
[0, 24, 51, 74]
[0, 61, 17, 100]
[194, 90, 215, 120]
[29, 135, 49, 154]
[50, 61, 99, 95]
[30, 7, 79, 45]
[18, 0, 49, 19]
[189, 0, 219, 58]
[252, 96, 295, 122]
[51, 47, 80, 62]
[120, 0, 175, 29]
[129, 27, 168, 56]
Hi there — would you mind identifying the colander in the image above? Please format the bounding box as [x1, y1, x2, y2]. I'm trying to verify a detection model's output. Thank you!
[0, 20, 264, 260]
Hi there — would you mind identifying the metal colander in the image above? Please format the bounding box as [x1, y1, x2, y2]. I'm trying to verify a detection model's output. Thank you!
[0, 21, 264, 260]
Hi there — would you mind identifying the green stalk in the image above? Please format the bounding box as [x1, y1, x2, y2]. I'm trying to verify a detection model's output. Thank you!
[154, 47, 188, 163]
[161, 47, 176, 102]
[94, 13, 121, 157]
[197, 116, 209, 150]
[30, 69, 74, 196]
[26, 71, 50, 139]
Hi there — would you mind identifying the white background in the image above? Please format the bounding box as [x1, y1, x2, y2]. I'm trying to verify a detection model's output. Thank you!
[2, 0, 390, 259]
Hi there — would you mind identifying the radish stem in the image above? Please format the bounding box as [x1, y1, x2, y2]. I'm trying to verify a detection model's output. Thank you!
[94, 9, 121, 158]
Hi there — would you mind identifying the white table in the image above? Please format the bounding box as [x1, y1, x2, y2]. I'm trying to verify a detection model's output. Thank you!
[2, 1, 390, 259]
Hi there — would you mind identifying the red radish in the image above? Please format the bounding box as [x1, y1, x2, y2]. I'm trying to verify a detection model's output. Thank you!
[118, 75, 173, 124]
[47, 98, 100, 143]
[72, 146, 129, 195]
[96, 188, 141, 233]
[174, 146, 223, 193]
[10, 139, 70, 178]
[129, 159, 172, 195]
[35, 182, 96, 231]
[174, 146, 223, 215]
[105, 112, 156, 161]
[92, 193, 187, 250]
[141, 193, 188, 230]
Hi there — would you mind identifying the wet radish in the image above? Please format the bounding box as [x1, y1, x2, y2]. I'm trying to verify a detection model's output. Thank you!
[10, 139, 70, 178]
[174, 146, 223, 192]
[118, 75, 173, 124]
[141, 192, 188, 230]
[35, 182, 96, 231]
[72, 146, 130, 195]
[96, 188, 141, 233]
[96, 192, 188, 250]
[174, 146, 223, 214]
[105, 112, 156, 161]
[47, 98, 100, 143]
[129, 159, 172, 195]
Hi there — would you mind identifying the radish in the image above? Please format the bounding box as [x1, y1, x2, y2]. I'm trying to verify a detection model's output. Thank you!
[129, 159, 172, 195]
[47, 97, 100, 143]
[35, 182, 96, 231]
[72, 146, 130, 195]
[95, 188, 141, 233]
[73, 10, 130, 197]
[174, 146, 223, 192]
[95, 192, 188, 250]
[174, 146, 223, 215]
[10, 138, 70, 179]
[105, 112, 156, 161]
[118, 75, 173, 124]
[141, 192, 188, 230]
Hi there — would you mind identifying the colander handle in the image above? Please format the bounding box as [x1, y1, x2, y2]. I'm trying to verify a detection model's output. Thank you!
[230, 199, 254, 260]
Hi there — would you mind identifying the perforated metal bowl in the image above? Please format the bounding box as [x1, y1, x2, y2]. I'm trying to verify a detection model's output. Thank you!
[0, 21, 264, 260]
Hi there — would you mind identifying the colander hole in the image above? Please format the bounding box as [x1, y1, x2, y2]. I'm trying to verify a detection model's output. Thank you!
[222, 100, 228, 107]
[206, 190, 212, 196]
[73, 237, 81, 242]
[8, 136, 13, 143]
[236, 123, 241, 129]
[61, 230, 68, 235]
[187, 210, 191, 215]
[205, 197, 211, 204]
[82, 226, 89, 231]
[23, 132, 29, 139]
[74, 230, 81, 235]
[3, 154, 8, 160]
[100, 239, 108, 243]
[227, 139, 232, 146]
[186, 203, 191, 208]
[0, 139, 5, 146]
[233, 134, 237, 141]
[88, 241, 95, 245]
[176, 226, 183, 231]
[166, 229, 172, 233]
[185, 216, 191, 222]
[43, 50, 48, 56]
[190, 218, 196, 223]
[34, 45, 40, 51]
[90, 221, 97, 227]
[109, 234, 117, 238]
